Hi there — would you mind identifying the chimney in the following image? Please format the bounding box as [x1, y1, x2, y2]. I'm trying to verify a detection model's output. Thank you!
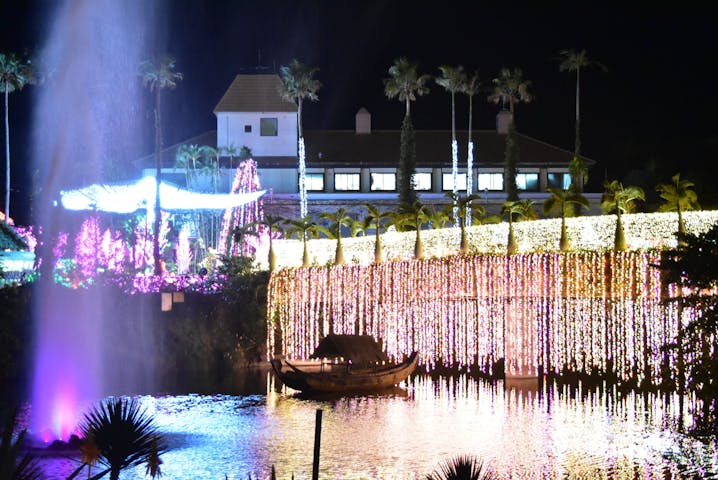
[496, 109, 513, 134]
[355, 107, 371, 134]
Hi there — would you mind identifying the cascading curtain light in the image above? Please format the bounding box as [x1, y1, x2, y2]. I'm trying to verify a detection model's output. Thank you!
[268, 251, 692, 385]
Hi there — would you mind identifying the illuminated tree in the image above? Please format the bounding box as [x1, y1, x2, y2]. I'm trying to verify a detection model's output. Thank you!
[656, 173, 700, 238]
[139, 55, 183, 275]
[501, 199, 537, 254]
[384, 58, 431, 209]
[285, 216, 320, 267]
[462, 71, 481, 217]
[0, 52, 35, 223]
[320, 208, 353, 266]
[362, 204, 394, 263]
[542, 187, 589, 251]
[489, 67, 532, 202]
[436, 65, 467, 224]
[279, 59, 321, 218]
[600, 180, 645, 251]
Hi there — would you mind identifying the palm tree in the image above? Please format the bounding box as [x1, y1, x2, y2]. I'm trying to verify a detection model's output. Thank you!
[488, 67, 532, 202]
[436, 65, 467, 224]
[0, 52, 35, 223]
[426, 455, 497, 480]
[384, 58, 431, 209]
[384, 57, 432, 117]
[558, 49, 606, 158]
[542, 187, 589, 251]
[175, 143, 202, 187]
[463, 71, 481, 217]
[279, 59, 321, 219]
[488, 67, 532, 117]
[139, 55, 183, 275]
[446, 192, 485, 255]
[428, 204, 453, 230]
[285, 216, 320, 267]
[77, 397, 167, 480]
[656, 173, 700, 238]
[395, 202, 432, 260]
[501, 199, 537, 254]
[230, 222, 258, 257]
[600, 180, 645, 251]
[362, 204, 394, 263]
[251, 214, 285, 271]
[222, 143, 238, 169]
[199, 145, 220, 192]
[320, 208, 353, 265]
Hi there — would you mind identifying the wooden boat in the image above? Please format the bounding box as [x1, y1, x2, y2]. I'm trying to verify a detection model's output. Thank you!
[271, 334, 418, 393]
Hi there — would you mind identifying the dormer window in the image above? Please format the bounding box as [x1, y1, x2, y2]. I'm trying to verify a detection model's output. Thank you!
[260, 118, 278, 136]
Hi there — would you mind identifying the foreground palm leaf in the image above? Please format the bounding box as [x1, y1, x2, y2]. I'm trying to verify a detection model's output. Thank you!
[426, 455, 497, 480]
[0, 409, 42, 480]
[78, 398, 167, 480]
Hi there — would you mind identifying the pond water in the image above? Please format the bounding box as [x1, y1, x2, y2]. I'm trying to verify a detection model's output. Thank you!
[34, 372, 717, 480]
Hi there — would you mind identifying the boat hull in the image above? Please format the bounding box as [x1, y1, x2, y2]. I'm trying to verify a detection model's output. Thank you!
[271, 352, 418, 393]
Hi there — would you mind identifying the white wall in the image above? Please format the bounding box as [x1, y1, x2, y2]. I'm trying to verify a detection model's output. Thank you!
[217, 112, 297, 157]
[258, 168, 297, 194]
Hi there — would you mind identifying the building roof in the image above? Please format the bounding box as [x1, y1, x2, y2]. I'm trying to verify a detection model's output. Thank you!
[133, 131, 218, 169]
[214, 74, 297, 113]
[0, 222, 29, 251]
[294, 129, 592, 169]
[309, 334, 389, 364]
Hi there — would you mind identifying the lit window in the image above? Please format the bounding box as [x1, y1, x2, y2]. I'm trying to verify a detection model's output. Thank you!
[548, 172, 571, 190]
[260, 118, 278, 136]
[478, 173, 503, 191]
[244, 125, 252, 133]
[305, 173, 324, 191]
[517, 173, 539, 191]
[370, 173, 396, 191]
[442, 173, 467, 191]
[412, 173, 432, 191]
[334, 173, 360, 191]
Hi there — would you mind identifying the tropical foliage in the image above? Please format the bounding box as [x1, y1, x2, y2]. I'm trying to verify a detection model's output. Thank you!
[501, 199, 537, 254]
[139, 55, 183, 275]
[660, 224, 718, 437]
[77, 397, 167, 480]
[0, 51, 35, 223]
[285, 216, 320, 267]
[542, 188, 589, 251]
[362, 204, 394, 263]
[655, 173, 700, 238]
[319, 208, 354, 265]
[394, 202, 432, 260]
[279, 59, 321, 218]
[445, 192, 485, 255]
[600, 180, 645, 251]
[0, 409, 41, 480]
[436, 65, 467, 223]
[426, 455, 497, 480]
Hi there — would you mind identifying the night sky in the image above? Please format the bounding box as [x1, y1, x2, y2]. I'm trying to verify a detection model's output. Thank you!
[2, 1, 717, 225]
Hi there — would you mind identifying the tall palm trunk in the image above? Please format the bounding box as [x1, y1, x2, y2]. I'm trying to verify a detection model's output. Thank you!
[4, 88, 10, 221]
[575, 68, 581, 156]
[297, 97, 307, 218]
[450, 91, 459, 225]
[153, 87, 162, 275]
[374, 227, 383, 263]
[466, 94, 474, 226]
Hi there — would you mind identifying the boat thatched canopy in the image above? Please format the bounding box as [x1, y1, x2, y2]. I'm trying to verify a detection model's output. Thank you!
[310, 334, 389, 364]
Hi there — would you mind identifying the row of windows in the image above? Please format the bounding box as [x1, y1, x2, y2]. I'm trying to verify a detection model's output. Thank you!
[306, 172, 572, 192]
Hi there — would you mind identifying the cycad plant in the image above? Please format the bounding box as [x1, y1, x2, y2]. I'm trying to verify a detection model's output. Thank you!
[0, 409, 41, 480]
[76, 397, 167, 480]
[426, 455, 497, 480]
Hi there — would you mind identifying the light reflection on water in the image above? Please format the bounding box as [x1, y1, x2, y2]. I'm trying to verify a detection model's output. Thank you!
[37, 374, 717, 480]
